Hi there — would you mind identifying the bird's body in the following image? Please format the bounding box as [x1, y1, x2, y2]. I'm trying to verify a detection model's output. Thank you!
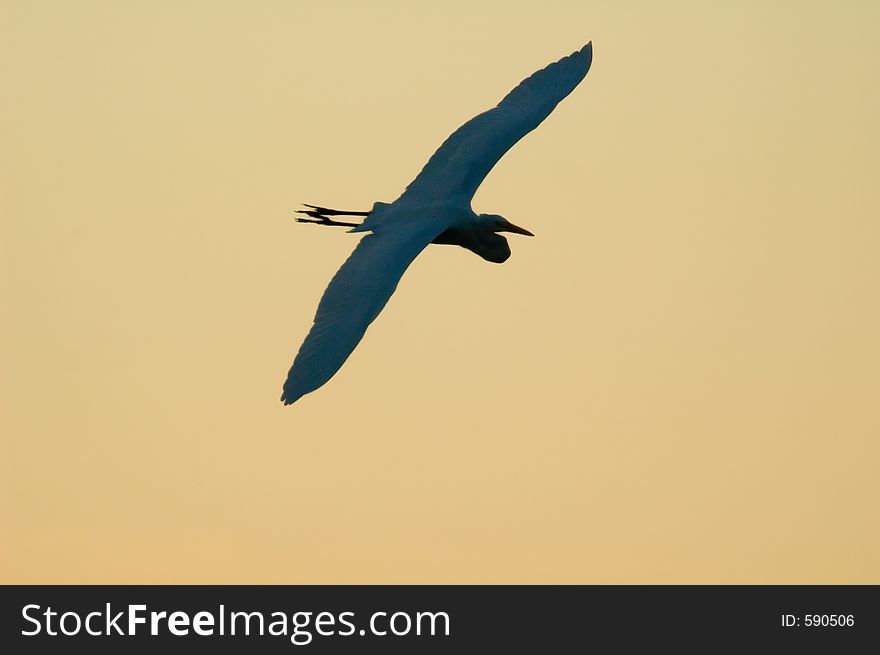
[282, 43, 593, 404]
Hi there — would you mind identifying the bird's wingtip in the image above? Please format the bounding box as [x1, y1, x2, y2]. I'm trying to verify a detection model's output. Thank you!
[569, 42, 592, 69]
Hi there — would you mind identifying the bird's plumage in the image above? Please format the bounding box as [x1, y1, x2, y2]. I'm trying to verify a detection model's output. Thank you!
[401, 43, 593, 203]
[281, 213, 450, 404]
[282, 43, 593, 404]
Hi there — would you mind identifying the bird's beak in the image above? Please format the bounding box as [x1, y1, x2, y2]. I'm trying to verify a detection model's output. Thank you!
[502, 221, 535, 237]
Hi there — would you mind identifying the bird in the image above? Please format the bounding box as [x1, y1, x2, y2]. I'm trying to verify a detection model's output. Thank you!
[282, 42, 593, 405]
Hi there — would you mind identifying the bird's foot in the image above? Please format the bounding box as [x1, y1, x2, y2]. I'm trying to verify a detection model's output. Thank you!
[294, 214, 360, 227]
[294, 203, 370, 228]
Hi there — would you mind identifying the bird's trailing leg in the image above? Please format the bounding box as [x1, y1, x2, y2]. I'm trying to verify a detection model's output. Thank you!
[294, 203, 370, 228]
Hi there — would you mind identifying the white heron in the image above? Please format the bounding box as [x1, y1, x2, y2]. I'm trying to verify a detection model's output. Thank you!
[282, 42, 593, 404]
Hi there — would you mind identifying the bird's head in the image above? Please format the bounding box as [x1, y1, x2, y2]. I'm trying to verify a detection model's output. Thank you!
[472, 214, 534, 263]
[479, 213, 535, 238]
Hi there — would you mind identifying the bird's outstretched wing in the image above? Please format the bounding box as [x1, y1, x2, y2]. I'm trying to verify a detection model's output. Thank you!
[281, 218, 448, 404]
[400, 42, 592, 204]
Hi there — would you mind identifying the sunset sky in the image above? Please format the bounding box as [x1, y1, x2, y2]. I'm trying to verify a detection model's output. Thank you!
[3, 1, 878, 582]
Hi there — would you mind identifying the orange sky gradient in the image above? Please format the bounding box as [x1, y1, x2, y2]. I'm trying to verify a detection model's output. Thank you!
[2, 1, 879, 582]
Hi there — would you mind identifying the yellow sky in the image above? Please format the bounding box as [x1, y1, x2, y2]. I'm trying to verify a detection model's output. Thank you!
[2, 1, 879, 582]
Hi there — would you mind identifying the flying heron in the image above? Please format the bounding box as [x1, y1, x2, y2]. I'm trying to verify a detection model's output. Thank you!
[282, 42, 593, 404]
